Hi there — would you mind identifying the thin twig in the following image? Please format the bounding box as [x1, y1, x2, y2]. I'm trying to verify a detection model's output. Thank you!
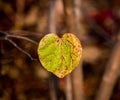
[0, 31, 38, 60]
[0, 31, 8, 40]
[7, 38, 38, 61]
[7, 34, 38, 45]
[9, 30, 43, 37]
[0, 31, 40, 44]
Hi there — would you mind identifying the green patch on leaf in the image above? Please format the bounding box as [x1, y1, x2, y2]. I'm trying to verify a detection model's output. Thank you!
[37, 33, 82, 78]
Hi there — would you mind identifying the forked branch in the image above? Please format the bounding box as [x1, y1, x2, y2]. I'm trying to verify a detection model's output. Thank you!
[0, 31, 38, 60]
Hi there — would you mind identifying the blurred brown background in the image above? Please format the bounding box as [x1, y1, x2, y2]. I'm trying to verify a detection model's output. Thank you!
[0, 0, 120, 100]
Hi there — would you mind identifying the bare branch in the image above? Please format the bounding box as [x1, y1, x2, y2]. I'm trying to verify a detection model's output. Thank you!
[9, 30, 44, 37]
[48, 0, 56, 33]
[0, 31, 41, 44]
[0, 31, 38, 60]
[95, 34, 120, 100]
[7, 34, 38, 45]
[72, 0, 85, 100]
[63, 0, 84, 100]
[65, 75, 73, 100]
[48, 1, 59, 100]
[7, 38, 38, 61]
[0, 31, 8, 40]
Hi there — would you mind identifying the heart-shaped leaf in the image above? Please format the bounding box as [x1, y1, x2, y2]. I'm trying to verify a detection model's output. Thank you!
[37, 33, 82, 78]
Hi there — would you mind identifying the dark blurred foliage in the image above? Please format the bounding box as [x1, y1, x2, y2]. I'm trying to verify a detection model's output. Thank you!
[0, 0, 120, 100]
